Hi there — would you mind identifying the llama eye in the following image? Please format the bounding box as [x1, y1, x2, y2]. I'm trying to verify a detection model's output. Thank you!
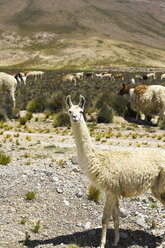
[69, 110, 72, 114]
[80, 110, 83, 114]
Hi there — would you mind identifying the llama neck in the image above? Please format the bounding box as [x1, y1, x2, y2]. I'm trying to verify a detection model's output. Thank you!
[71, 119, 95, 171]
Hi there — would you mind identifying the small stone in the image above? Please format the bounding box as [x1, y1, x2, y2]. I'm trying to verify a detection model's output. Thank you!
[56, 187, 63, 194]
[66, 160, 72, 166]
[63, 200, 69, 206]
[136, 216, 146, 228]
[76, 192, 82, 198]
[76, 223, 82, 227]
[120, 207, 127, 218]
[46, 171, 53, 176]
[84, 222, 91, 229]
[72, 166, 80, 172]
[72, 156, 79, 164]
[52, 177, 59, 182]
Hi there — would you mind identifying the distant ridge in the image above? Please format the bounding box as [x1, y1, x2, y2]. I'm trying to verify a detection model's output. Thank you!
[0, 0, 165, 69]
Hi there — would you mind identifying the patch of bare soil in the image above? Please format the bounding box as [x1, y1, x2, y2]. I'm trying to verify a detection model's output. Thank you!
[0, 114, 165, 248]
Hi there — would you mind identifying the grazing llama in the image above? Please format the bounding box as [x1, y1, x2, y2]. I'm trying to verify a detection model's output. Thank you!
[0, 72, 24, 108]
[118, 83, 165, 124]
[60, 74, 78, 86]
[67, 95, 165, 248]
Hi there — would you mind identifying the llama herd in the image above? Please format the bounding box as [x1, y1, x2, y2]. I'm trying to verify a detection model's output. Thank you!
[61, 70, 165, 124]
[0, 68, 165, 125]
[67, 95, 165, 248]
[0, 68, 165, 247]
[0, 70, 44, 109]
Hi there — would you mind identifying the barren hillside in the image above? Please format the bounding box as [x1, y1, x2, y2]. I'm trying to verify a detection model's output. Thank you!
[0, 0, 165, 69]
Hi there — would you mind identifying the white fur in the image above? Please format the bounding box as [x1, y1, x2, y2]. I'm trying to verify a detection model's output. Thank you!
[74, 72, 84, 80]
[26, 70, 44, 80]
[0, 72, 19, 108]
[161, 73, 165, 80]
[67, 95, 165, 248]
[133, 85, 165, 123]
[131, 78, 135, 84]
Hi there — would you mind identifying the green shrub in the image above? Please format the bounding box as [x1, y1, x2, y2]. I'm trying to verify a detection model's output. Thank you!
[88, 185, 101, 202]
[0, 151, 11, 165]
[26, 98, 45, 113]
[53, 112, 70, 127]
[48, 91, 65, 112]
[25, 191, 36, 200]
[23, 232, 30, 246]
[159, 119, 165, 130]
[69, 245, 80, 248]
[0, 108, 7, 122]
[20, 218, 26, 225]
[97, 104, 114, 123]
[1, 104, 14, 119]
[108, 93, 128, 116]
[44, 110, 52, 119]
[18, 116, 27, 125]
[32, 220, 40, 233]
[26, 112, 33, 121]
[95, 92, 127, 117]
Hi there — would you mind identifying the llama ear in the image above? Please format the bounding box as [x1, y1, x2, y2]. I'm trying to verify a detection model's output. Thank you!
[122, 83, 125, 88]
[79, 95, 85, 110]
[66, 95, 72, 108]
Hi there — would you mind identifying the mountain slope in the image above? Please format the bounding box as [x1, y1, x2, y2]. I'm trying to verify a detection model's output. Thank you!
[0, 0, 165, 69]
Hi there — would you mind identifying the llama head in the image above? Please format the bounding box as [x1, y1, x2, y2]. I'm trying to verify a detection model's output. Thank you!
[15, 72, 26, 85]
[118, 83, 130, 95]
[66, 95, 85, 123]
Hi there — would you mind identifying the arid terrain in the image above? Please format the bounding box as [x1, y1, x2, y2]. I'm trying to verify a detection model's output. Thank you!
[0, 1, 165, 246]
[0, 0, 165, 69]
[0, 112, 165, 248]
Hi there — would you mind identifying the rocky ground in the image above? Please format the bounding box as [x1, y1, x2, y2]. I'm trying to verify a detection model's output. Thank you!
[0, 113, 165, 248]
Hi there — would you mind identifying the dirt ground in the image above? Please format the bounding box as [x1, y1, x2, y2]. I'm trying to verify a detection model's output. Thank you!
[0, 113, 165, 248]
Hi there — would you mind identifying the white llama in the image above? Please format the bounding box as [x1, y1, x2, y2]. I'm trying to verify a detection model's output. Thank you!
[0, 72, 25, 108]
[67, 95, 165, 248]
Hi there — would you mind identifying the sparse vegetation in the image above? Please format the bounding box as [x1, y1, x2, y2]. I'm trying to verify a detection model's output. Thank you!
[32, 220, 40, 233]
[25, 191, 36, 200]
[26, 98, 45, 113]
[0, 108, 7, 122]
[23, 232, 30, 246]
[69, 244, 80, 248]
[19, 116, 27, 125]
[0, 151, 11, 165]
[88, 185, 101, 202]
[53, 112, 70, 127]
[97, 103, 114, 123]
[20, 218, 26, 225]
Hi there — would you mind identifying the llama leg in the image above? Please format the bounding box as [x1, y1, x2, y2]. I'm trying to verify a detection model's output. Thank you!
[157, 109, 164, 123]
[112, 200, 120, 246]
[73, 79, 77, 87]
[135, 111, 139, 122]
[9, 90, 15, 109]
[100, 195, 117, 248]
